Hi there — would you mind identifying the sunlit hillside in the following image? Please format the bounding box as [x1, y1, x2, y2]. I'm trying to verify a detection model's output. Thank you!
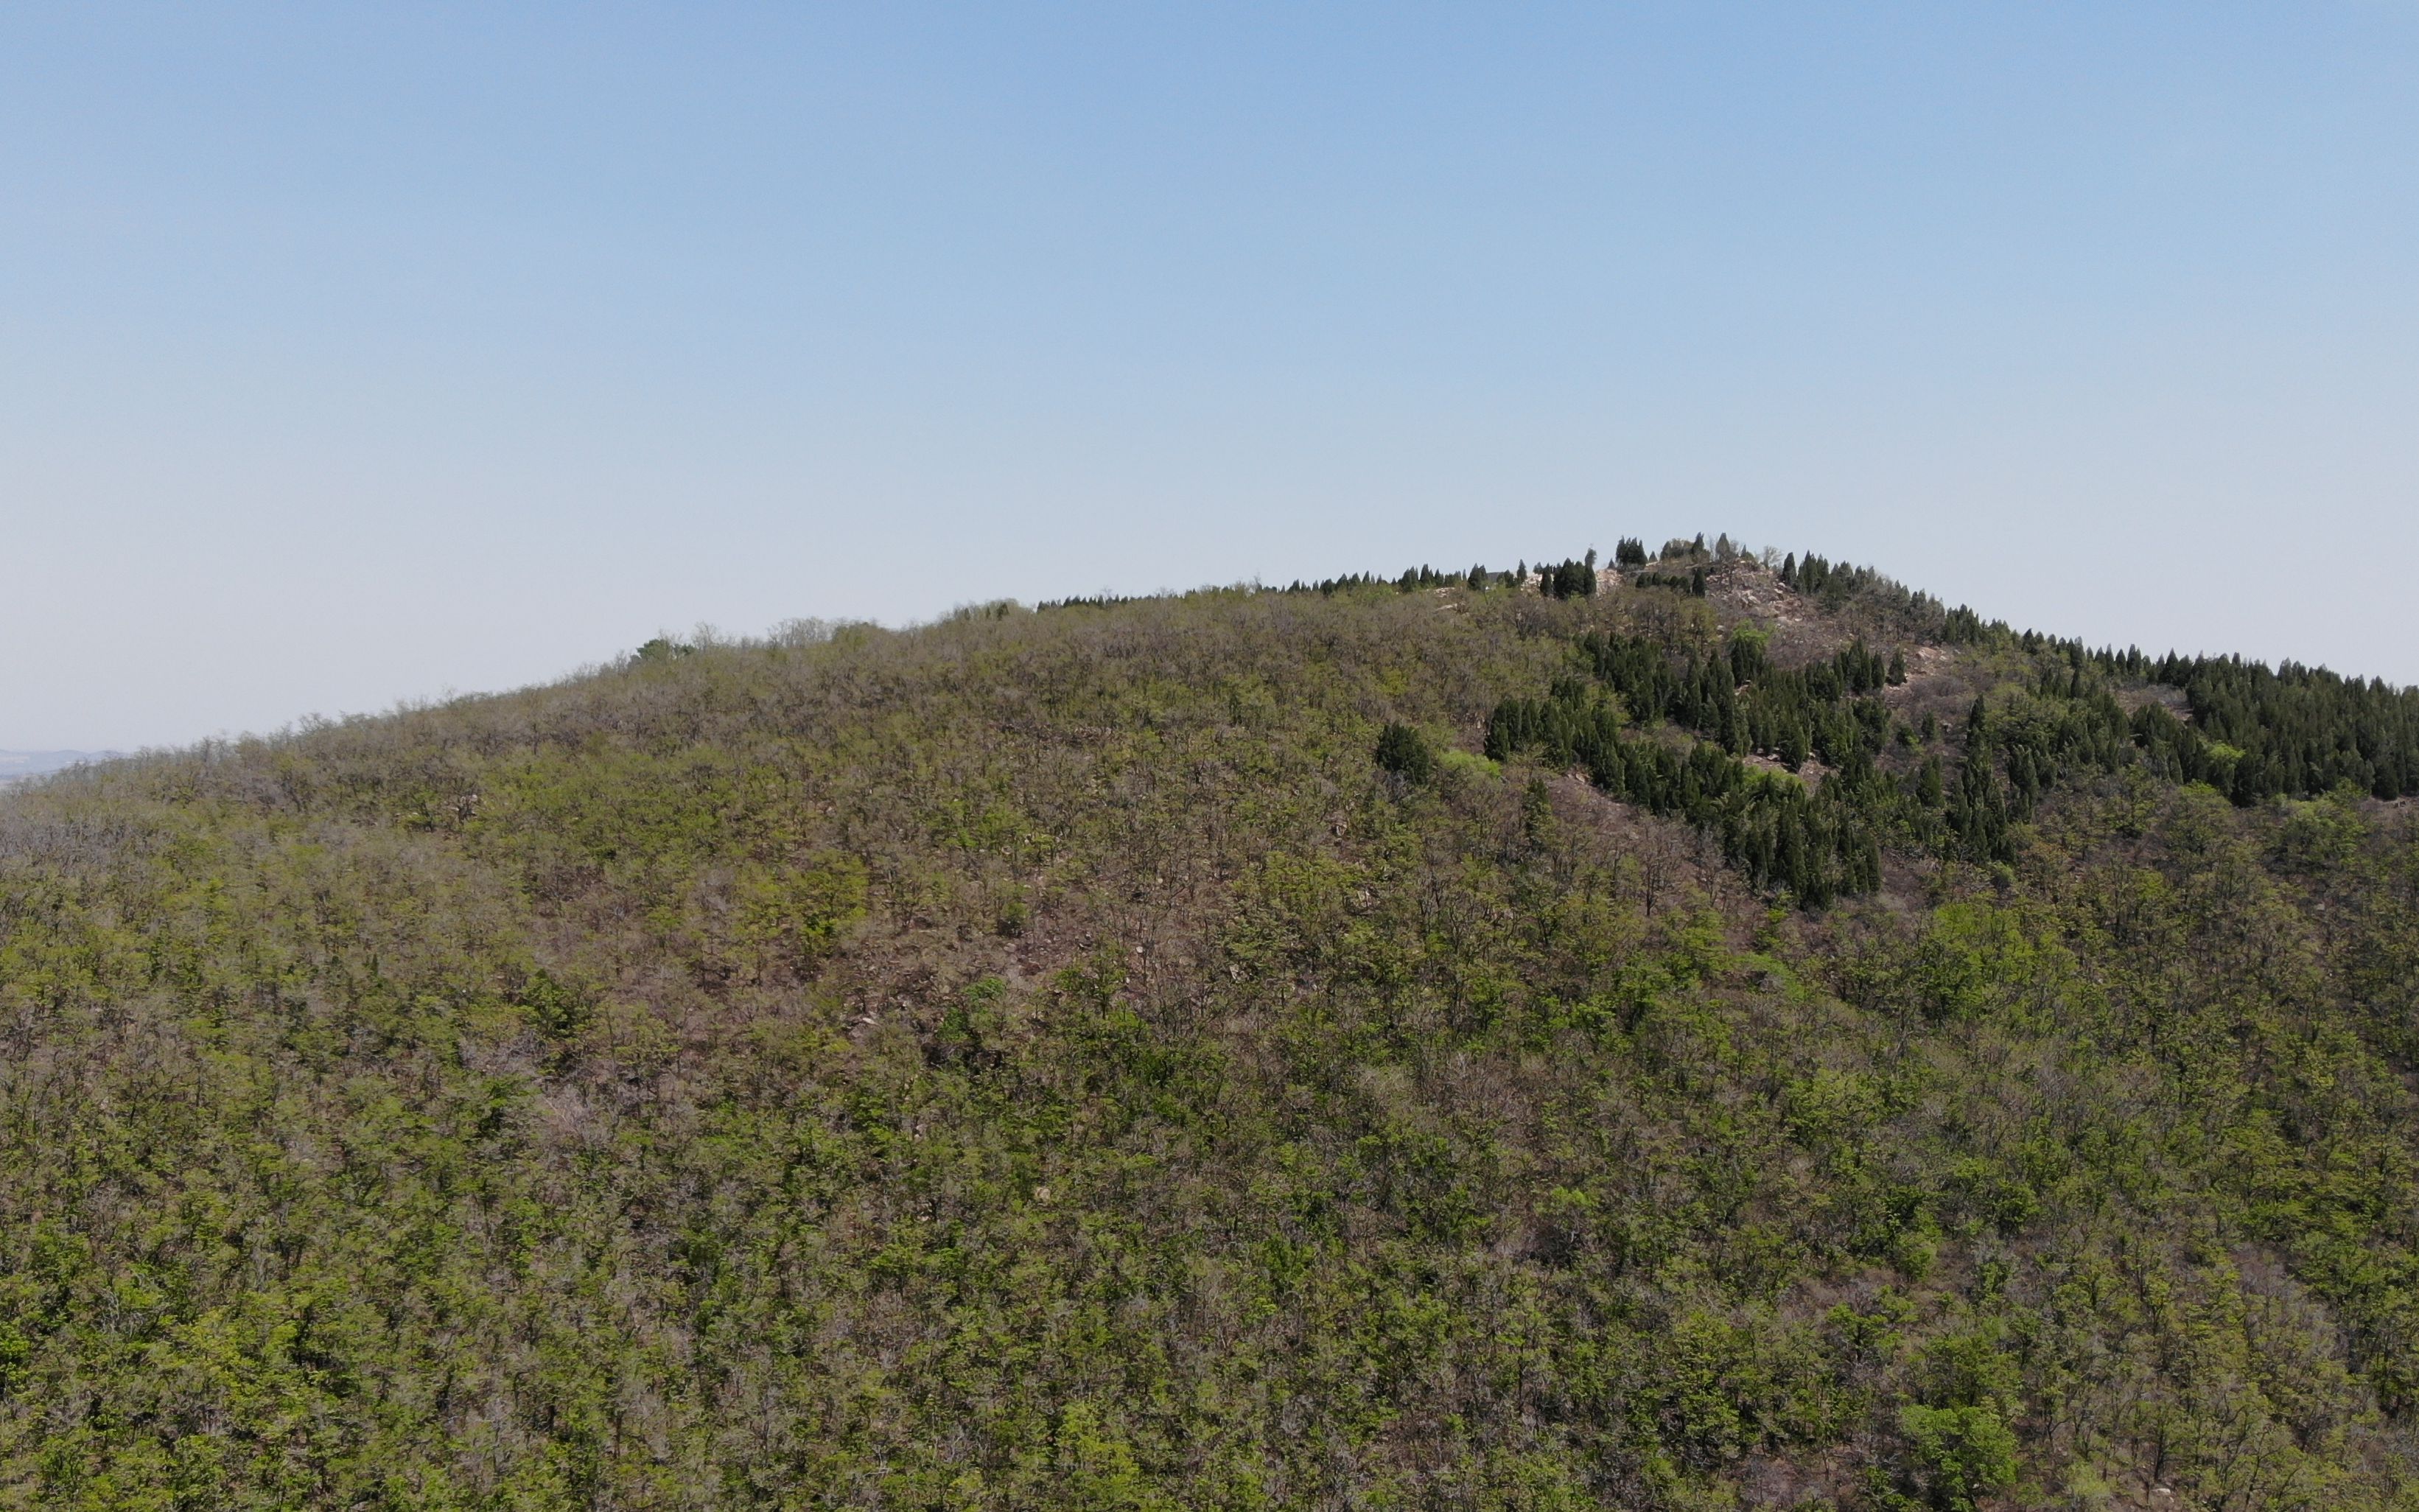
[5, 545, 2418, 1510]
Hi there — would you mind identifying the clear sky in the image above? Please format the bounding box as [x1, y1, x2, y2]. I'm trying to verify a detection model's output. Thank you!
[6, 4, 2416, 751]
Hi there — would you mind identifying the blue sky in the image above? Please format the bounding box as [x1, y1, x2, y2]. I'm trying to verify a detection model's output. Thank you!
[6, 4, 2416, 749]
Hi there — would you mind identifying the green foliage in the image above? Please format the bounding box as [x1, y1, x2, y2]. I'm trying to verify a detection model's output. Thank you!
[1898, 1404, 2018, 1510]
[2128, 653, 2419, 800]
[1374, 721, 1437, 785]
[1539, 556, 1598, 599]
[1487, 630, 1916, 903]
[1634, 567, 1706, 596]
[4, 555, 2419, 1508]
[632, 635, 694, 662]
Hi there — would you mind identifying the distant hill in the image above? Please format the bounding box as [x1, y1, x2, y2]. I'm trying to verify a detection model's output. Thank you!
[0, 749, 117, 785]
[4, 545, 2418, 1508]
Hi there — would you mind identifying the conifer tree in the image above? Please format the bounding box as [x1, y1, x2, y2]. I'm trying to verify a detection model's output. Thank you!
[1374, 722, 1435, 785]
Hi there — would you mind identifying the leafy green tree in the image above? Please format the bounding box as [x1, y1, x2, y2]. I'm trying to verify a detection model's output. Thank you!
[1898, 1404, 2018, 1511]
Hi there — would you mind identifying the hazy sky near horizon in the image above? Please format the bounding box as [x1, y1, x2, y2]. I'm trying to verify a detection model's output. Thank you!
[6, 4, 2418, 750]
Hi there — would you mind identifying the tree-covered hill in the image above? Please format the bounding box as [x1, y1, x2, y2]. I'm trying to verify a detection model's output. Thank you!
[6, 551, 2419, 1510]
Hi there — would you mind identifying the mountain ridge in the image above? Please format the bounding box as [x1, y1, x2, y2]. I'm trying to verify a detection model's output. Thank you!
[3, 548, 2416, 1510]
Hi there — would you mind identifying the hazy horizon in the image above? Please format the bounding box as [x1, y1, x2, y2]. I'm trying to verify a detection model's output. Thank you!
[8, 4, 2418, 750]
[13, 539, 2412, 758]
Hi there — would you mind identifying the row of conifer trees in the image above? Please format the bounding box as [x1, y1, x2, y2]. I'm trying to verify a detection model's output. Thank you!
[1474, 590, 2416, 903]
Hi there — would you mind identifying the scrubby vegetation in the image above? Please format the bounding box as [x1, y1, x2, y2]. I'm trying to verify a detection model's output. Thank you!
[4, 548, 2419, 1509]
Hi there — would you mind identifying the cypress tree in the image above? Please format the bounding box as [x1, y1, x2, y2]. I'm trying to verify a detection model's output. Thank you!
[1778, 819, 1810, 899]
[1375, 723, 1436, 785]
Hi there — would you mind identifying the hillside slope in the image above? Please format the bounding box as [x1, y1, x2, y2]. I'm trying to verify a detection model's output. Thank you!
[4, 554, 2419, 1510]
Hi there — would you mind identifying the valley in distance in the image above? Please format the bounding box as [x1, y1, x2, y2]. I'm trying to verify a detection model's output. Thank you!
[4, 536, 2417, 1511]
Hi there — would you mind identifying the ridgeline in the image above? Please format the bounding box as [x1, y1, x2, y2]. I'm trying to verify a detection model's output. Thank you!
[6, 539, 2419, 1509]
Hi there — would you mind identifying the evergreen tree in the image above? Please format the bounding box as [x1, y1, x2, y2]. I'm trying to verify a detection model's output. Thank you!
[1374, 722, 1435, 784]
[1542, 558, 1598, 599]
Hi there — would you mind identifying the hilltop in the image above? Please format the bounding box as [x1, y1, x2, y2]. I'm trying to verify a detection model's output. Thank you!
[4, 542, 2419, 1510]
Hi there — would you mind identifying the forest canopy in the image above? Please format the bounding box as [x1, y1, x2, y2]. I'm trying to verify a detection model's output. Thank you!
[4, 546, 2418, 1510]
